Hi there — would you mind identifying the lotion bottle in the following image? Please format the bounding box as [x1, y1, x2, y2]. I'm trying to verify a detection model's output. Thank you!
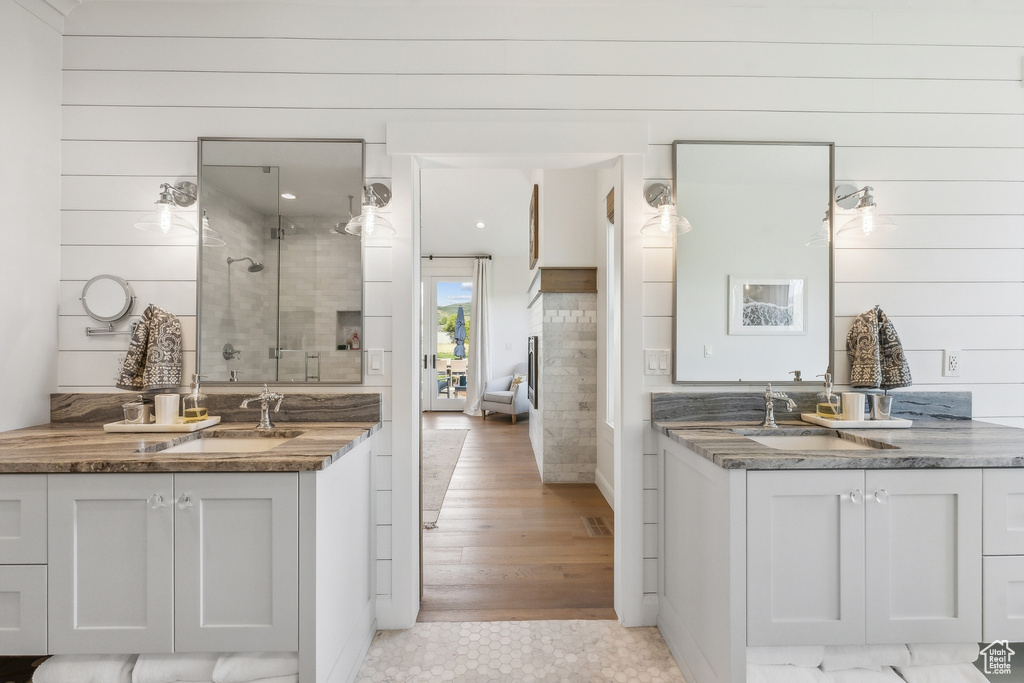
[182, 373, 209, 423]
[815, 372, 841, 419]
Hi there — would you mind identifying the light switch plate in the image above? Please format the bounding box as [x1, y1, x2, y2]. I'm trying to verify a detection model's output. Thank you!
[644, 350, 671, 376]
[367, 349, 384, 376]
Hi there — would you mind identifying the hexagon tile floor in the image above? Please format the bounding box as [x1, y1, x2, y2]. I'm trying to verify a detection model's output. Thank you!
[354, 620, 686, 682]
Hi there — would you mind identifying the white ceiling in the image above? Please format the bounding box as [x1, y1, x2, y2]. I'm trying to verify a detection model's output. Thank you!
[419, 168, 534, 258]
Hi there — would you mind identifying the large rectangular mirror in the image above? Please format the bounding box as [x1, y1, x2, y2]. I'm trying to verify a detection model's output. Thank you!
[198, 138, 366, 384]
[673, 140, 834, 384]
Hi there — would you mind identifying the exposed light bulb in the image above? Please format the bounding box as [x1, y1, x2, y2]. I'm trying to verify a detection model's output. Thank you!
[157, 205, 174, 234]
[281, 193, 296, 200]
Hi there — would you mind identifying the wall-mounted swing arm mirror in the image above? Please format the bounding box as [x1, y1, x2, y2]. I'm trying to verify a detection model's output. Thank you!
[197, 138, 366, 384]
[672, 140, 834, 384]
[81, 274, 136, 323]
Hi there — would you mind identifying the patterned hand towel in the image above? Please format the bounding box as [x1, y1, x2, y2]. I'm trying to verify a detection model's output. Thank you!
[846, 306, 912, 390]
[115, 304, 183, 391]
[847, 307, 881, 388]
[878, 308, 912, 390]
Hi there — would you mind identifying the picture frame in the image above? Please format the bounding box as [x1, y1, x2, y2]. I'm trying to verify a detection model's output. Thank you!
[728, 276, 806, 335]
[527, 335, 539, 409]
[529, 184, 539, 270]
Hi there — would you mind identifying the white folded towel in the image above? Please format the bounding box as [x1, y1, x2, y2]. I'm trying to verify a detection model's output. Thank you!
[33, 654, 138, 683]
[747, 646, 825, 667]
[821, 645, 911, 671]
[747, 664, 829, 683]
[827, 666, 904, 682]
[896, 662, 989, 683]
[241, 677, 296, 683]
[212, 653, 298, 683]
[133, 653, 220, 683]
[907, 643, 980, 666]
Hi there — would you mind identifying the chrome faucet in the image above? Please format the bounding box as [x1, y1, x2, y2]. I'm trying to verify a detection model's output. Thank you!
[240, 384, 284, 430]
[762, 383, 797, 428]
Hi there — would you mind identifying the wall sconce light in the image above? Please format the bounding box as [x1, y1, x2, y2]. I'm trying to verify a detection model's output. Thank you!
[333, 183, 394, 238]
[201, 210, 225, 247]
[134, 181, 198, 236]
[833, 184, 897, 238]
[640, 183, 692, 236]
[805, 209, 831, 247]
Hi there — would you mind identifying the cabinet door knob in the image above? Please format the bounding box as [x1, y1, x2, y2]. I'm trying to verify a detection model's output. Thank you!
[176, 493, 193, 510]
[850, 489, 864, 504]
[148, 493, 167, 510]
[874, 488, 889, 504]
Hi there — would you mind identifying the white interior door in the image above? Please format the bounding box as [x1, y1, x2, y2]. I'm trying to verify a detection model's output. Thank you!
[421, 275, 473, 411]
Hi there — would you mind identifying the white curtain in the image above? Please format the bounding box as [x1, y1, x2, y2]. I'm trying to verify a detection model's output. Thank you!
[463, 258, 491, 416]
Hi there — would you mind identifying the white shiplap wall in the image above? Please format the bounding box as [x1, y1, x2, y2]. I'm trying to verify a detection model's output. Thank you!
[59, 0, 1024, 618]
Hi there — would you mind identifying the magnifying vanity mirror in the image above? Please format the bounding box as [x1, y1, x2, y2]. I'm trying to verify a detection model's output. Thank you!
[197, 138, 366, 384]
[672, 140, 834, 384]
[81, 274, 136, 326]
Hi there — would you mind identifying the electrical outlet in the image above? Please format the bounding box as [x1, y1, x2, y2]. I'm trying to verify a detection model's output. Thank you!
[943, 349, 961, 377]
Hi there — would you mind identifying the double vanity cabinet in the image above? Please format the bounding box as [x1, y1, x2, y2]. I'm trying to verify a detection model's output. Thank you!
[653, 420, 1024, 683]
[0, 421, 380, 683]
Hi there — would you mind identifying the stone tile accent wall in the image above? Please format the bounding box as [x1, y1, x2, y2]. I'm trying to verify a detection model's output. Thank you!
[529, 292, 598, 483]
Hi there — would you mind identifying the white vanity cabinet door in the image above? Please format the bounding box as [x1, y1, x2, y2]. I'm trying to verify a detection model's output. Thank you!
[0, 565, 47, 654]
[47, 474, 174, 654]
[865, 469, 982, 644]
[983, 469, 1024, 555]
[0, 475, 47, 564]
[747, 470, 866, 646]
[174, 472, 298, 652]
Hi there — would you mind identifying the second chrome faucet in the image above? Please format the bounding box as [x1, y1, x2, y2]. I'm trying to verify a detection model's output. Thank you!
[762, 384, 797, 428]
[241, 384, 284, 430]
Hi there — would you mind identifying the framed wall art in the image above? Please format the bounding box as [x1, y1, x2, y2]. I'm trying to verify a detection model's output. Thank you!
[529, 184, 539, 270]
[728, 276, 806, 335]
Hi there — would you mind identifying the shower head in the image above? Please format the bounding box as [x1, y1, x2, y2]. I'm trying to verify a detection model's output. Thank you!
[226, 256, 264, 273]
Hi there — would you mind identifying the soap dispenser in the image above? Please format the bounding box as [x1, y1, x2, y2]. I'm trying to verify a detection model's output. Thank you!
[182, 373, 209, 423]
[816, 372, 841, 419]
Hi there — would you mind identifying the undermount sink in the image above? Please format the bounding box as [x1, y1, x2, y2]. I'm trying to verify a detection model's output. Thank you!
[745, 434, 878, 451]
[144, 430, 304, 455]
[160, 438, 292, 453]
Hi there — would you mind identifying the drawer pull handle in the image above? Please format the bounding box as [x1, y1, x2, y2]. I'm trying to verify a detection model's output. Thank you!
[148, 494, 167, 510]
[874, 489, 889, 504]
[176, 493, 193, 510]
[850, 489, 864, 504]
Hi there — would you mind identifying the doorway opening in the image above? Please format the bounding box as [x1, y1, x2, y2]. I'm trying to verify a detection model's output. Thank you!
[416, 164, 618, 621]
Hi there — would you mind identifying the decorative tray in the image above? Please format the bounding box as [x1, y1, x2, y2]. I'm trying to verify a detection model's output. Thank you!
[103, 416, 221, 433]
[801, 414, 912, 429]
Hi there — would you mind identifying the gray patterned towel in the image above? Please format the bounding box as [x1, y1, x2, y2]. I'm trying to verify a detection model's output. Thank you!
[115, 305, 183, 391]
[846, 305, 912, 390]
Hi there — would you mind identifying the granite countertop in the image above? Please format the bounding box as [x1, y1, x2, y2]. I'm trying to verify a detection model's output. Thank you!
[0, 421, 381, 473]
[652, 419, 1024, 470]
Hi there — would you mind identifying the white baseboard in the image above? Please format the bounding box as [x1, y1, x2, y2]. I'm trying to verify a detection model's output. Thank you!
[595, 468, 615, 510]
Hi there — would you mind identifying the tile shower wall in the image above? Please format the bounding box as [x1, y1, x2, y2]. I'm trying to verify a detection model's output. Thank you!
[277, 219, 362, 383]
[529, 292, 598, 484]
[201, 184, 277, 381]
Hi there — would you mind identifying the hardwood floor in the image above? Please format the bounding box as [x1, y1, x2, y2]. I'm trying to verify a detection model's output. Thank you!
[419, 412, 616, 622]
